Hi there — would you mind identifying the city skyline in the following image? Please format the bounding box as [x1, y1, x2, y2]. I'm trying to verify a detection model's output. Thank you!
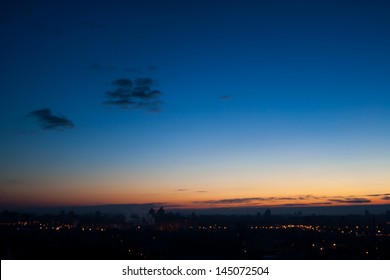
[1, 0, 390, 209]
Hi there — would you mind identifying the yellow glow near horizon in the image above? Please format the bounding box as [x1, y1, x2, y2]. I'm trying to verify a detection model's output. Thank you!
[1, 179, 389, 209]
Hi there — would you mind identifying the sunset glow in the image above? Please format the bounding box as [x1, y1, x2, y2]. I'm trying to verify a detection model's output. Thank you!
[1, 0, 389, 212]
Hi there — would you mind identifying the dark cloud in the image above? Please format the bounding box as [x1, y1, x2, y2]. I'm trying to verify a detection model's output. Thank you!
[382, 196, 390, 201]
[367, 193, 390, 197]
[200, 197, 267, 205]
[196, 194, 376, 206]
[281, 195, 321, 201]
[308, 202, 333, 206]
[112, 78, 133, 88]
[280, 202, 332, 207]
[220, 95, 232, 100]
[280, 203, 309, 207]
[27, 108, 74, 130]
[199, 195, 323, 205]
[279, 197, 297, 201]
[328, 198, 371, 204]
[104, 77, 163, 112]
[132, 88, 161, 99]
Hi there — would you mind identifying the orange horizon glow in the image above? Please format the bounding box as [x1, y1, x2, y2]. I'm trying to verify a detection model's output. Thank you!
[1, 186, 389, 209]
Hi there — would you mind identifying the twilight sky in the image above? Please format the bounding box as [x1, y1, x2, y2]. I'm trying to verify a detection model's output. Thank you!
[1, 0, 390, 209]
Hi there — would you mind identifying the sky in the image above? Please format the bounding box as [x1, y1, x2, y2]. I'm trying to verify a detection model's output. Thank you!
[0, 0, 390, 210]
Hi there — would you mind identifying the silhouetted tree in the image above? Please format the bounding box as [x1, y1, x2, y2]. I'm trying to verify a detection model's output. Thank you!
[149, 208, 155, 217]
[156, 206, 165, 216]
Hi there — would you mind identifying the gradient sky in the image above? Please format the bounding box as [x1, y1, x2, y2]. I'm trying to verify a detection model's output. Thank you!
[1, 0, 390, 209]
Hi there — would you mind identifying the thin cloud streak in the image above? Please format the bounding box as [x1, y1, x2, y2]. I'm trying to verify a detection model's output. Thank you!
[328, 198, 371, 204]
[220, 95, 232, 100]
[27, 108, 74, 130]
[280, 202, 332, 207]
[195, 194, 381, 207]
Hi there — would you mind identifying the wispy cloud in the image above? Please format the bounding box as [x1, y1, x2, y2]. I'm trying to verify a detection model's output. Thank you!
[280, 202, 332, 207]
[328, 198, 371, 204]
[220, 95, 232, 100]
[199, 197, 267, 205]
[27, 108, 74, 130]
[367, 193, 390, 197]
[382, 196, 390, 201]
[104, 77, 163, 112]
[197, 195, 324, 206]
[195, 194, 378, 207]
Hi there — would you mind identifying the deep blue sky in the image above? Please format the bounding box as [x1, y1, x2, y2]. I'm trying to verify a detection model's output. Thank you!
[1, 0, 389, 208]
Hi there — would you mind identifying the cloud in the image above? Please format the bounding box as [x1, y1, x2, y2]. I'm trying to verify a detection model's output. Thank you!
[199, 197, 267, 205]
[280, 202, 333, 207]
[134, 78, 155, 87]
[27, 108, 74, 130]
[367, 193, 390, 197]
[220, 95, 232, 100]
[195, 194, 377, 207]
[198, 195, 324, 205]
[176, 189, 187, 192]
[112, 78, 133, 88]
[382, 196, 390, 201]
[280, 203, 309, 207]
[328, 198, 371, 204]
[279, 197, 297, 201]
[104, 77, 163, 112]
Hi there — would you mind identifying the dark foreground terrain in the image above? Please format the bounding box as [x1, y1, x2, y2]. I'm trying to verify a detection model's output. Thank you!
[1, 209, 389, 259]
